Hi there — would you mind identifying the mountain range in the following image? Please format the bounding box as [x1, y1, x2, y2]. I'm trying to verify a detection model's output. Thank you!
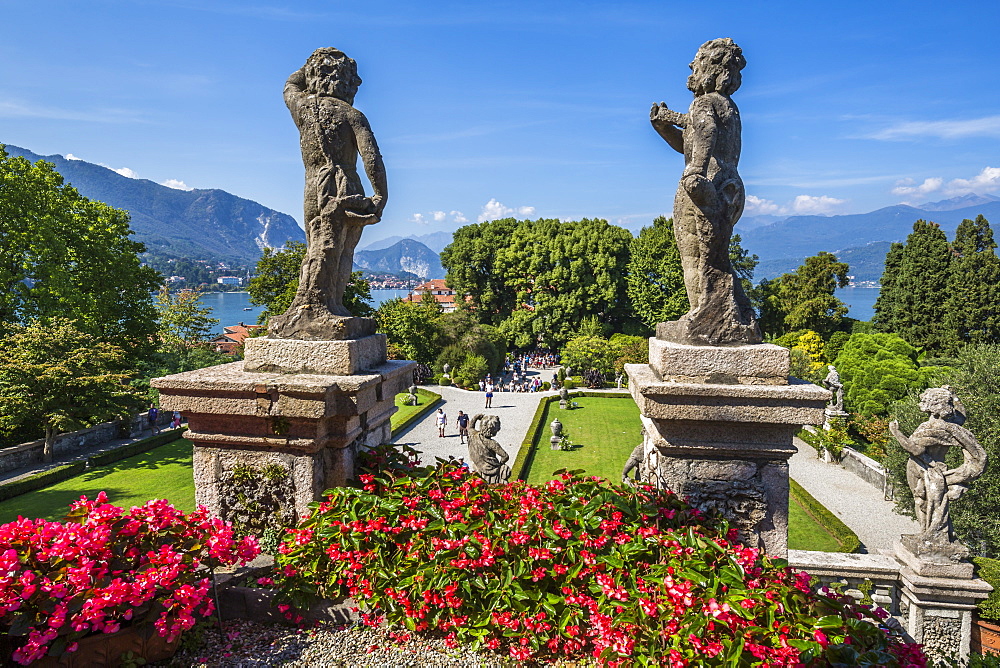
[359, 231, 454, 254]
[3, 144, 305, 264]
[742, 196, 1000, 281]
[353, 239, 445, 279]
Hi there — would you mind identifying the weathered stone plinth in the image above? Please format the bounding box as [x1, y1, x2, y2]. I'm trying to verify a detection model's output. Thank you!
[895, 542, 992, 662]
[625, 339, 828, 557]
[152, 354, 413, 523]
[244, 334, 388, 375]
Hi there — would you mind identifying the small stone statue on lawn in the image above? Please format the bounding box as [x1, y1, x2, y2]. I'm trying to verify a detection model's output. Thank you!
[650, 38, 761, 345]
[468, 414, 511, 483]
[269, 47, 388, 339]
[890, 387, 987, 558]
[824, 365, 844, 413]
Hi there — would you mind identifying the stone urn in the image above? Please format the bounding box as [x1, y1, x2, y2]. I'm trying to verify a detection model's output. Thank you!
[550, 417, 563, 450]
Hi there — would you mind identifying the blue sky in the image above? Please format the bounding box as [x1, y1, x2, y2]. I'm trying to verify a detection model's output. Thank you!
[3, 0, 999, 243]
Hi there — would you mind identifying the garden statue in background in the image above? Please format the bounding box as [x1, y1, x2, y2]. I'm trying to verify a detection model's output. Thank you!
[650, 38, 761, 346]
[622, 428, 654, 487]
[269, 47, 388, 340]
[559, 386, 570, 409]
[824, 365, 844, 412]
[890, 386, 987, 560]
[468, 414, 511, 483]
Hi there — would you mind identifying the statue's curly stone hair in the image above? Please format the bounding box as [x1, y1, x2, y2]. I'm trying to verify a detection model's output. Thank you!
[688, 38, 745, 96]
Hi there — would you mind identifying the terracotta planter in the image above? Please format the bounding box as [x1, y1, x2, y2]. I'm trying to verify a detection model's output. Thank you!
[4, 624, 180, 668]
[972, 617, 1000, 656]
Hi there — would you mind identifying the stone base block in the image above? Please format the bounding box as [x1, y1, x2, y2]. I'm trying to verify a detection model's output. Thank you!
[152, 358, 414, 522]
[896, 538, 975, 579]
[243, 335, 388, 375]
[648, 338, 790, 385]
[267, 312, 377, 341]
[898, 565, 992, 662]
[626, 363, 829, 425]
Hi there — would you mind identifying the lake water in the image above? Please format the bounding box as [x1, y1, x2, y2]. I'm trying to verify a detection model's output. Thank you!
[199, 289, 411, 335]
[199, 286, 881, 335]
[835, 286, 880, 322]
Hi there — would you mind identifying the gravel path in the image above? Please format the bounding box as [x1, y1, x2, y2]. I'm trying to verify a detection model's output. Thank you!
[391, 371, 554, 467]
[789, 437, 918, 555]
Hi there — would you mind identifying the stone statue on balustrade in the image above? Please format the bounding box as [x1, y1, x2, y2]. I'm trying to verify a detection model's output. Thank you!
[824, 365, 844, 413]
[890, 387, 987, 562]
[468, 414, 511, 484]
[650, 38, 761, 346]
[269, 47, 388, 340]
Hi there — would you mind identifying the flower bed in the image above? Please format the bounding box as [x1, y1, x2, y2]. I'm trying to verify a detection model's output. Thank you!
[273, 447, 924, 666]
[0, 493, 259, 665]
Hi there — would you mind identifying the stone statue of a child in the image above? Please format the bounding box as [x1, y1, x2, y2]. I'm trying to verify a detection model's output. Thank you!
[890, 387, 986, 556]
[824, 365, 844, 412]
[467, 414, 511, 484]
[650, 38, 760, 345]
[270, 48, 388, 340]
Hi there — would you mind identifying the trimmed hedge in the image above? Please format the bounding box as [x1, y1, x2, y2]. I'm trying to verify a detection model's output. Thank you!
[789, 478, 861, 553]
[87, 428, 185, 468]
[974, 557, 1000, 621]
[0, 462, 87, 503]
[511, 391, 632, 481]
[391, 389, 442, 437]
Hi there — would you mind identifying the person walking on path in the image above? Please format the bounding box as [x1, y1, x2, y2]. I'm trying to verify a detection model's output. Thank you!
[456, 410, 470, 444]
[485, 384, 494, 408]
[147, 404, 160, 436]
[436, 408, 447, 438]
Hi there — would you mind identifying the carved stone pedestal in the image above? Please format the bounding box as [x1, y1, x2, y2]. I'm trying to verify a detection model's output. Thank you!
[625, 340, 828, 557]
[824, 407, 849, 431]
[896, 542, 992, 663]
[152, 338, 413, 525]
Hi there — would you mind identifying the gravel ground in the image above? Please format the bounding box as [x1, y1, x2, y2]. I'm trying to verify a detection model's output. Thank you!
[161, 619, 596, 667]
[789, 437, 918, 554]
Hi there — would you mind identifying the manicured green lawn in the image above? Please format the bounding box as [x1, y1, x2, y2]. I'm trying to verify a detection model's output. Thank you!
[788, 493, 842, 552]
[392, 389, 440, 430]
[0, 439, 196, 523]
[523, 396, 847, 552]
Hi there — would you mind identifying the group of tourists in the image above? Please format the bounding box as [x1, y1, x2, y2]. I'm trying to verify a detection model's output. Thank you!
[503, 349, 560, 374]
[478, 373, 544, 397]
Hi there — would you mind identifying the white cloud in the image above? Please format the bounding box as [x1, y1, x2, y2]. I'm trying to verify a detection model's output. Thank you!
[742, 193, 845, 216]
[870, 115, 1000, 141]
[409, 213, 429, 225]
[162, 179, 193, 191]
[478, 198, 536, 222]
[65, 153, 82, 161]
[744, 195, 782, 215]
[942, 167, 1000, 196]
[432, 210, 447, 222]
[891, 177, 943, 197]
[450, 210, 468, 224]
[790, 195, 845, 215]
[112, 166, 139, 179]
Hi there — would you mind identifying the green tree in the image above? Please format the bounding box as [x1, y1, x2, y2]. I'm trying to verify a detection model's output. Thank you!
[886, 345, 1000, 556]
[374, 298, 441, 364]
[945, 215, 1000, 350]
[249, 241, 372, 324]
[0, 318, 140, 462]
[872, 242, 904, 332]
[0, 146, 160, 367]
[609, 333, 648, 377]
[560, 335, 617, 376]
[873, 220, 953, 352]
[729, 233, 759, 296]
[833, 332, 932, 416]
[626, 216, 687, 329]
[755, 252, 849, 338]
[440, 218, 521, 326]
[434, 309, 506, 375]
[497, 218, 633, 347]
[155, 287, 219, 353]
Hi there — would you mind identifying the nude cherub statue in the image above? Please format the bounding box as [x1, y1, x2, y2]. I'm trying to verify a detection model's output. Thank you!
[824, 365, 844, 412]
[269, 47, 387, 340]
[889, 387, 986, 555]
[650, 38, 761, 346]
[467, 414, 511, 484]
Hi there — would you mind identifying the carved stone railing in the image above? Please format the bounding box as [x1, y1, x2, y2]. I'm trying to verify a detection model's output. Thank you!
[788, 549, 901, 615]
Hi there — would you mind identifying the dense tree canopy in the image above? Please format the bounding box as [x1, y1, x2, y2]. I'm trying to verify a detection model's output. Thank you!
[439, 219, 521, 327]
[626, 216, 687, 329]
[0, 318, 139, 461]
[755, 252, 849, 339]
[873, 220, 952, 353]
[944, 215, 1000, 350]
[0, 146, 160, 367]
[832, 332, 933, 416]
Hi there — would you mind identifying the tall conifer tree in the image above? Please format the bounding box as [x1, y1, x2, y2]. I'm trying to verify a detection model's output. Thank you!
[945, 215, 1000, 350]
[873, 241, 904, 333]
